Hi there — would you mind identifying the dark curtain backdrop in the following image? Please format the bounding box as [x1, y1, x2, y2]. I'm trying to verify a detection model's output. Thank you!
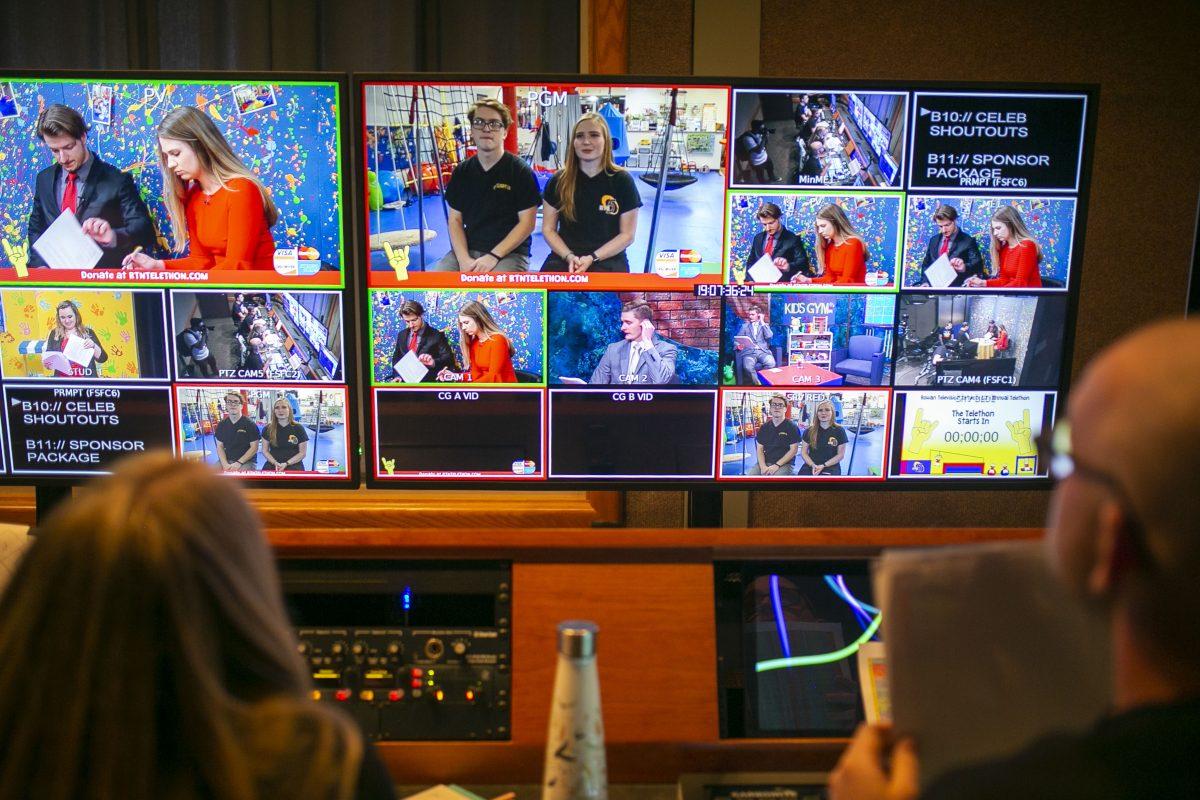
[0, 0, 578, 73]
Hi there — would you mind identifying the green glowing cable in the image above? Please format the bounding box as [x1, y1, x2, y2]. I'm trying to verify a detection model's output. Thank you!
[754, 613, 883, 673]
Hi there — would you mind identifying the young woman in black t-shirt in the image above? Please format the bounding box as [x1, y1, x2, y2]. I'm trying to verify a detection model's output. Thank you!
[262, 395, 309, 472]
[798, 398, 848, 475]
[541, 112, 642, 273]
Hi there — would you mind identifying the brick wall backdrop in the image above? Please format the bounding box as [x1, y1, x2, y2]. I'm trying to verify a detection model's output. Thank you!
[617, 291, 720, 349]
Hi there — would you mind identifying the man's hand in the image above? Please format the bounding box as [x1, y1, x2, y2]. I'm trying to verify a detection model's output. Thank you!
[829, 723, 919, 800]
[1007, 408, 1035, 454]
[417, 353, 434, 367]
[81, 218, 116, 246]
[907, 408, 938, 453]
[640, 319, 656, 343]
[3, 239, 29, 278]
[950, 257, 965, 273]
[773, 256, 788, 268]
[466, 253, 499, 273]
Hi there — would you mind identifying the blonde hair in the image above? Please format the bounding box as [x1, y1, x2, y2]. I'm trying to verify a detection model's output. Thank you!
[158, 106, 280, 253]
[989, 205, 1043, 269]
[0, 453, 362, 800]
[555, 112, 621, 223]
[805, 399, 843, 448]
[265, 396, 296, 449]
[813, 204, 869, 272]
[458, 300, 513, 367]
[52, 300, 93, 342]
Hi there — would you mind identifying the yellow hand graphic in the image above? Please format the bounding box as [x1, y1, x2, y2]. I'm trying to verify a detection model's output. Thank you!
[381, 457, 396, 476]
[1007, 408, 1035, 455]
[907, 408, 939, 454]
[2, 239, 29, 278]
[383, 242, 410, 281]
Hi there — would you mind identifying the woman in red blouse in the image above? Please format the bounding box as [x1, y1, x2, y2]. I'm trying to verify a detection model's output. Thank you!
[793, 204, 868, 285]
[965, 205, 1043, 288]
[452, 300, 517, 383]
[123, 106, 278, 271]
[995, 324, 1010, 352]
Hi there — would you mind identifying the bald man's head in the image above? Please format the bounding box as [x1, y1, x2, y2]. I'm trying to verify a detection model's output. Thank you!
[1067, 318, 1200, 552]
[1049, 317, 1200, 668]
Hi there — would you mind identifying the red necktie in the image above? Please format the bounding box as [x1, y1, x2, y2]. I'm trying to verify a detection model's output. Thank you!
[408, 332, 419, 353]
[62, 172, 78, 215]
[938, 235, 950, 256]
[764, 234, 774, 257]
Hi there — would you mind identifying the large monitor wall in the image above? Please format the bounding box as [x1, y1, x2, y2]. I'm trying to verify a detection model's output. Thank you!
[0, 73, 357, 484]
[360, 76, 1093, 487]
[0, 74, 1091, 488]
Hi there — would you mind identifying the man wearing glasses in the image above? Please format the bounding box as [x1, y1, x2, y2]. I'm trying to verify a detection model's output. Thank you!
[747, 394, 801, 476]
[215, 391, 261, 472]
[432, 99, 541, 273]
[830, 319, 1200, 800]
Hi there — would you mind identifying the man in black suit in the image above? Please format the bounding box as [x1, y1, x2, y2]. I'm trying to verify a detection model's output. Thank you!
[389, 300, 458, 382]
[918, 204, 984, 287]
[26, 104, 155, 269]
[744, 202, 811, 283]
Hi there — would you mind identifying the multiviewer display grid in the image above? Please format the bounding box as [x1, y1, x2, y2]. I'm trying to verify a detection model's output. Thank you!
[0, 75, 355, 481]
[361, 78, 1089, 484]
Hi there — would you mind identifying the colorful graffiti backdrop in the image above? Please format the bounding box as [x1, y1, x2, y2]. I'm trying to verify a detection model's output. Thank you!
[0, 80, 342, 268]
[901, 196, 1075, 287]
[726, 192, 903, 284]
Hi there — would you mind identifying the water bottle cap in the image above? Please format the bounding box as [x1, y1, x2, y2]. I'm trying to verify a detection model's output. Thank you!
[557, 620, 598, 658]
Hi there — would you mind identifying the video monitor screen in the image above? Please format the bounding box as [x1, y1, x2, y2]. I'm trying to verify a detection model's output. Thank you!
[361, 81, 730, 289]
[358, 75, 1092, 487]
[890, 390, 1055, 478]
[715, 560, 879, 738]
[0, 73, 356, 484]
[731, 89, 907, 190]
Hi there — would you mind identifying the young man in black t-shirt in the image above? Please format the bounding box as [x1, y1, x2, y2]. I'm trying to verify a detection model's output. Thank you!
[747, 394, 801, 476]
[214, 390, 261, 472]
[432, 99, 540, 274]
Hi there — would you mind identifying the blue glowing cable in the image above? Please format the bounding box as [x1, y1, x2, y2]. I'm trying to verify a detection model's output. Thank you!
[769, 574, 791, 659]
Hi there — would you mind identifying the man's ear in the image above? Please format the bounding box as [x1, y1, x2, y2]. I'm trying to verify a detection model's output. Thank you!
[1088, 501, 1137, 596]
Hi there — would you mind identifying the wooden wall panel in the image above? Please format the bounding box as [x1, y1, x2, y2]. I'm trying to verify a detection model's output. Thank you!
[590, 0, 629, 74]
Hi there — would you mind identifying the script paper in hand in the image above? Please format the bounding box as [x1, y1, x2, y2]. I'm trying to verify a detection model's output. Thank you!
[394, 350, 429, 383]
[32, 210, 104, 269]
[923, 253, 958, 288]
[62, 335, 96, 367]
[41, 351, 72, 373]
[876, 541, 1111, 789]
[748, 253, 783, 284]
